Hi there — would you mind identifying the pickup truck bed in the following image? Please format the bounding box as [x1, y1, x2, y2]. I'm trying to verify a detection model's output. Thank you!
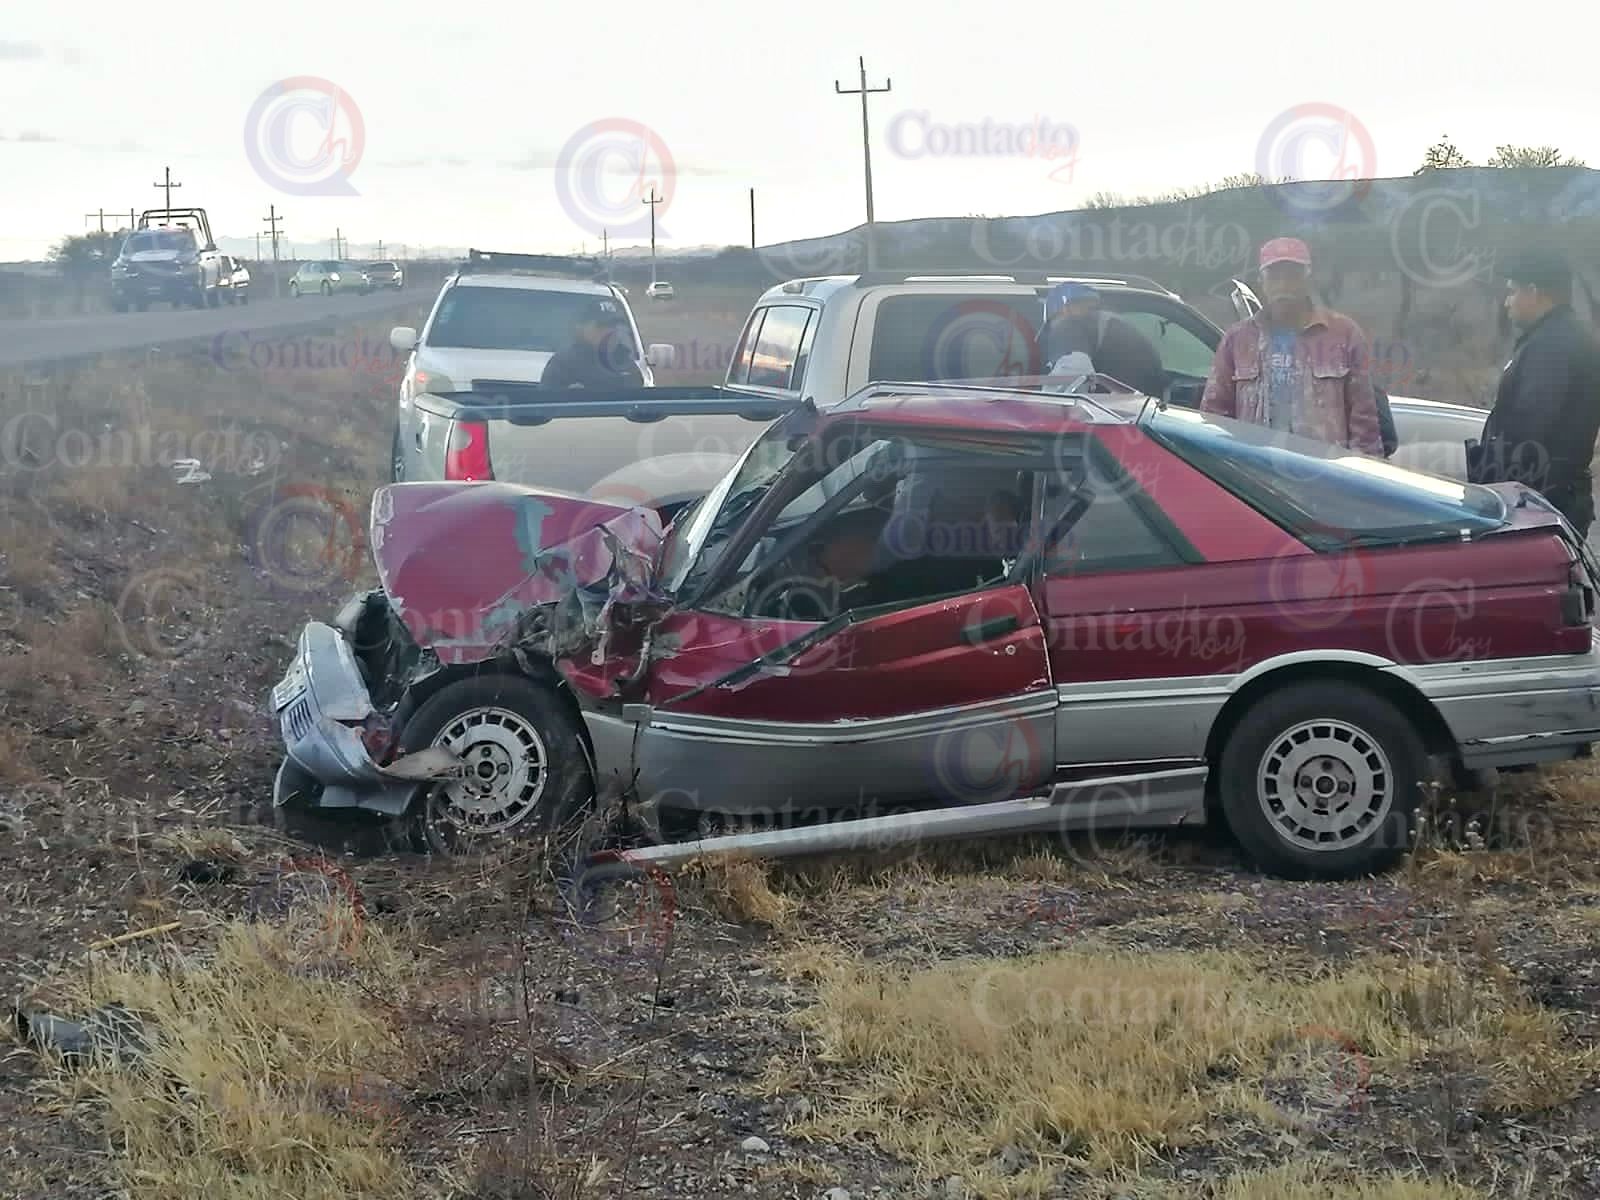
[401, 387, 798, 516]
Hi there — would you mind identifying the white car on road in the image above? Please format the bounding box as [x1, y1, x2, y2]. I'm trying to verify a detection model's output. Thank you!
[389, 251, 675, 481]
[646, 281, 675, 301]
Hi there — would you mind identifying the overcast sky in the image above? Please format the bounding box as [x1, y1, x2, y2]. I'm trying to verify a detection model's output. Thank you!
[2, 0, 1594, 261]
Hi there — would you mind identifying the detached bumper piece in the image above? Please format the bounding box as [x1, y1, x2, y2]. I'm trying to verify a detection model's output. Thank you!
[271, 621, 464, 817]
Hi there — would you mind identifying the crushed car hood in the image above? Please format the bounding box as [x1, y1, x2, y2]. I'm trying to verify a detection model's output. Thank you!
[370, 482, 665, 664]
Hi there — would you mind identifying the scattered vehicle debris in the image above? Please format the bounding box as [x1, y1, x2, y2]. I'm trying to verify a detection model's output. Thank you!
[15, 1002, 149, 1068]
[170, 458, 210, 485]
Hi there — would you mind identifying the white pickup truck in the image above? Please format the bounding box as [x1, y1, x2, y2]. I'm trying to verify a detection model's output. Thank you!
[394, 269, 1490, 522]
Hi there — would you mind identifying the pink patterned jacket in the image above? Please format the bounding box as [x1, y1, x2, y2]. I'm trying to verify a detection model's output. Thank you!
[1200, 308, 1383, 456]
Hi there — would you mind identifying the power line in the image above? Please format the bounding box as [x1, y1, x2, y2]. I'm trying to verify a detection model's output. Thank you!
[834, 56, 891, 270]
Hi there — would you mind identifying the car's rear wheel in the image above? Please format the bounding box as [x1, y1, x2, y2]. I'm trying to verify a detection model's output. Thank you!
[400, 675, 593, 856]
[289, 281, 300, 299]
[321, 281, 332, 297]
[1217, 681, 1424, 879]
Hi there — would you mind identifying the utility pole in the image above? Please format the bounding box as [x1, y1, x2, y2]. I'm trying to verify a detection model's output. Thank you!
[84, 209, 108, 233]
[642, 187, 663, 283]
[262, 204, 284, 298]
[255, 231, 262, 261]
[834, 56, 891, 271]
[749, 188, 756, 249]
[376, 239, 384, 259]
[153, 166, 181, 211]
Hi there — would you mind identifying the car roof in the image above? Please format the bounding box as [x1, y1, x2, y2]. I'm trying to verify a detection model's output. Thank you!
[821, 381, 1134, 437]
[757, 272, 1178, 307]
[447, 275, 616, 294]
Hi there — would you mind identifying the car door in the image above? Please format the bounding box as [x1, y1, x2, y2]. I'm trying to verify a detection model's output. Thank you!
[1029, 434, 1225, 774]
[629, 428, 1058, 818]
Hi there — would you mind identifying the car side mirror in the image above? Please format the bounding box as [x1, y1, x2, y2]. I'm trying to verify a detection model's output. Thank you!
[646, 343, 676, 369]
[390, 326, 418, 353]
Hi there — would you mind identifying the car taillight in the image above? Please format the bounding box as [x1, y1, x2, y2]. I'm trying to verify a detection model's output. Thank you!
[444, 419, 493, 481]
[1562, 557, 1596, 627]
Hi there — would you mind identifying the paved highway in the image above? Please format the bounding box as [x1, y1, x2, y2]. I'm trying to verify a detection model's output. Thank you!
[0, 290, 429, 370]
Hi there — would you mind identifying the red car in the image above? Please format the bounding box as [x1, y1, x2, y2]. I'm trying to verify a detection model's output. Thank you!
[271, 380, 1600, 878]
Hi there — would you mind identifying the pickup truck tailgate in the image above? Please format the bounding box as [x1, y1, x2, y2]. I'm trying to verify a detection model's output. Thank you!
[409, 388, 798, 510]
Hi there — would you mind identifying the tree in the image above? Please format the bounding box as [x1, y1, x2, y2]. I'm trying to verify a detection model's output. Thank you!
[1416, 136, 1471, 173]
[1486, 144, 1585, 168]
[49, 231, 121, 313]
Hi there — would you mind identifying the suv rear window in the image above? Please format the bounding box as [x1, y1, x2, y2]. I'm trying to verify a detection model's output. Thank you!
[428, 287, 633, 353]
[867, 294, 1043, 383]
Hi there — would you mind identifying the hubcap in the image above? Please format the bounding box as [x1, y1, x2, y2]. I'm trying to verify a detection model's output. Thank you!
[426, 706, 548, 836]
[1257, 719, 1393, 852]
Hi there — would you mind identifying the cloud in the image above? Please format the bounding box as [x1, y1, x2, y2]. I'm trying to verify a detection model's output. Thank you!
[0, 130, 58, 143]
[0, 41, 44, 61]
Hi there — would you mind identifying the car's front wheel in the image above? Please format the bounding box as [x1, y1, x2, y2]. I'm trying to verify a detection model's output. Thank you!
[289, 281, 300, 299]
[1217, 681, 1425, 879]
[400, 675, 593, 856]
[321, 281, 332, 297]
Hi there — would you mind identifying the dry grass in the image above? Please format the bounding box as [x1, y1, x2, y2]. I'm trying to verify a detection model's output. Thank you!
[769, 940, 1594, 1192]
[1409, 766, 1600, 889]
[677, 855, 798, 928]
[42, 918, 421, 1200]
[0, 724, 40, 784]
[1130, 1160, 1488, 1199]
[0, 527, 60, 597]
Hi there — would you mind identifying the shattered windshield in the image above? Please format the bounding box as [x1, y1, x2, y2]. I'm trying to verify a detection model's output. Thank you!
[660, 432, 792, 593]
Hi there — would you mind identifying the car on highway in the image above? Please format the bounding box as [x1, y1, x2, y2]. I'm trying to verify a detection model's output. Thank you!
[646, 280, 675, 301]
[388, 248, 676, 483]
[219, 255, 251, 305]
[288, 260, 373, 298]
[366, 261, 405, 290]
[270, 379, 1600, 874]
[109, 222, 224, 311]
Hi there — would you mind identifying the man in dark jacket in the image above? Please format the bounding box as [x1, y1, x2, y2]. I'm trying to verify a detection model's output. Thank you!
[1468, 248, 1600, 537]
[1040, 283, 1167, 399]
[540, 298, 645, 390]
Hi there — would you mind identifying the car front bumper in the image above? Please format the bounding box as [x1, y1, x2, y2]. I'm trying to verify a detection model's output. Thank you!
[1409, 631, 1600, 769]
[271, 621, 463, 816]
[114, 272, 195, 298]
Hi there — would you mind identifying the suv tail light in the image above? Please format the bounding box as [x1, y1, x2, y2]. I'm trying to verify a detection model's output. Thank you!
[444, 420, 492, 481]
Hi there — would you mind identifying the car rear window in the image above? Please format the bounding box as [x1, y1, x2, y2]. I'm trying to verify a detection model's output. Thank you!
[1145, 407, 1506, 545]
[427, 287, 630, 353]
[867, 294, 1044, 383]
[124, 230, 196, 254]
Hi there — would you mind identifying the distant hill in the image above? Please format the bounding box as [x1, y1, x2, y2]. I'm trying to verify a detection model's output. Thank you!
[628, 167, 1600, 301]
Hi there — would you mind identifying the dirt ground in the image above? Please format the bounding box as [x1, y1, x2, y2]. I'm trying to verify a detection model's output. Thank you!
[1, 294, 1599, 1200]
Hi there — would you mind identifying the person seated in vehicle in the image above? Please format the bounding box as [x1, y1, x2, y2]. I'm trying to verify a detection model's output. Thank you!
[861, 453, 1025, 597]
[540, 298, 645, 390]
[1040, 283, 1167, 399]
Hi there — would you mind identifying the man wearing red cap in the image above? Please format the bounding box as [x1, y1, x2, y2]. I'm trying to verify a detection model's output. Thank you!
[1201, 237, 1383, 455]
